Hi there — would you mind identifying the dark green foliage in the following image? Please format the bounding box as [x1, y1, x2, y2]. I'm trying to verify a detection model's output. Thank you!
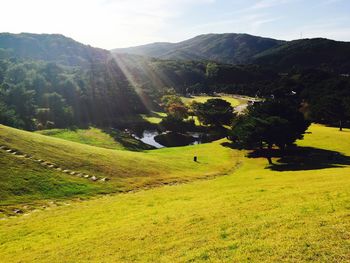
[254, 38, 350, 73]
[309, 95, 349, 131]
[159, 116, 195, 133]
[230, 99, 310, 150]
[0, 101, 24, 128]
[0, 34, 149, 130]
[1, 32, 349, 132]
[154, 132, 195, 147]
[194, 99, 235, 127]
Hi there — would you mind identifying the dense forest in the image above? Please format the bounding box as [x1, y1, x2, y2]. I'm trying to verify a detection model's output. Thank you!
[1, 33, 350, 131]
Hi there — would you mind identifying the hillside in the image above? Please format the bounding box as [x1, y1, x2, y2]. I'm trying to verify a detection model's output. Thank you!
[1, 124, 350, 261]
[0, 124, 236, 215]
[113, 33, 285, 64]
[254, 38, 350, 72]
[0, 33, 149, 130]
[0, 33, 109, 67]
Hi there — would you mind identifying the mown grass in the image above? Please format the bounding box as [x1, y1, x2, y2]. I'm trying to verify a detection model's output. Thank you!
[0, 124, 236, 209]
[141, 111, 167, 124]
[37, 127, 152, 151]
[0, 153, 104, 207]
[0, 125, 350, 262]
[181, 95, 241, 107]
[37, 127, 125, 150]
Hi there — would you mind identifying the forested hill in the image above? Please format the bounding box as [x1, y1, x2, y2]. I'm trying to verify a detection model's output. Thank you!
[0, 33, 108, 67]
[114, 34, 350, 73]
[254, 38, 350, 73]
[0, 33, 148, 131]
[113, 33, 285, 64]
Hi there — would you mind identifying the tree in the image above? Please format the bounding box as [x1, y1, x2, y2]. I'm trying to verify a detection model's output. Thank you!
[230, 99, 310, 164]
[206, 62, 219, 79]
[0, 101, 24, 128]
[161, 94, 183, 110]
[167, 103, 188, 120]
[41, 92, 73, 128]
[194, 99, 235, 127]
[310, 95, 349, 131]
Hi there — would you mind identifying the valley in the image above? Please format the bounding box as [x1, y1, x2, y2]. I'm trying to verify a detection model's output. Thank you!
[0, 27, 350, 262]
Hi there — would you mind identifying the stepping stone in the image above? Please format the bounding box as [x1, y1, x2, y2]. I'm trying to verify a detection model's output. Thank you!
[56, 168, 62, 171]
[63, 170, 71, 173]
[13, 209, 23, 214]
[83, 174, 90, 178]
[48, 165, 55, 168]
[70, 172, 76, 175]
[0, 145, 5, 149]
[100, 177, 110, 182]
[90, 176, 98, 181]
[76, 173, 83, 177]
[6, 149, 13, 153]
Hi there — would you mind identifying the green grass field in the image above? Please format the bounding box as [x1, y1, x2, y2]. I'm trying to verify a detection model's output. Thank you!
[181, 95, 241, 107]
[1, 124, 350, 262]
[0, 124, 236, 215]
[37, 127, 152, 151]
[37, 128, 125, 150]
[140, 111, 167, 124]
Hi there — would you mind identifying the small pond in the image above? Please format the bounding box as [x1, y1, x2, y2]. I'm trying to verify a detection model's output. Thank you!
[133, 130, 204, 148]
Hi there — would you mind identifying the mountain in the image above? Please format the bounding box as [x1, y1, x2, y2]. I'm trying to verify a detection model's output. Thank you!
[112, 33, 285, 64]
[0, 33, 148, 130]
[0, 33, 109, 67]
[254, 38, 350, 72]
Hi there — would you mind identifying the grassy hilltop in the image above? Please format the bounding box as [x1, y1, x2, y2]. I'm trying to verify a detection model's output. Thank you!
[0, 124, 350, 262]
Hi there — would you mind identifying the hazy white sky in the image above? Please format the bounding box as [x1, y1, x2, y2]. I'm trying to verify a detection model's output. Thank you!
[0, 0, 349, 49]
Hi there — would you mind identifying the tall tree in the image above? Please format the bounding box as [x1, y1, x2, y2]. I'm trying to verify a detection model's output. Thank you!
[194, 98, 235, 127]
[230, 99, 310, 164]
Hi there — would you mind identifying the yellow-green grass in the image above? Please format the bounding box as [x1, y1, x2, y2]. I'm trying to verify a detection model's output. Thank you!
[37, 128, 124, 150]
[1, 124, 350, 261]
[0, 153, 104, 207]
[181, 95, 241, 107]
[36, 127, 151, 151]
[140, 111, 167, 124]
[0, 124, 236, 207]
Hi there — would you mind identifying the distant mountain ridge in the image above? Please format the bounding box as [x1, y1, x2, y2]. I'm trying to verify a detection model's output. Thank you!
[113, 33, 350, 72]
[113, 33, 285, 64]
[254, 38, 350, 72]
[0, 33, 109, 67]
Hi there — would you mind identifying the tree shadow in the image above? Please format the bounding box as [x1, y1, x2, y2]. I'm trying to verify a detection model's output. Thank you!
[221, 142, 350, 171]
[250, 147, 350, 171]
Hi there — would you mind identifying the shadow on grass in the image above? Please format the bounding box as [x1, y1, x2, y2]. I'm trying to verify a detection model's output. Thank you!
[221, 142, 350, 171]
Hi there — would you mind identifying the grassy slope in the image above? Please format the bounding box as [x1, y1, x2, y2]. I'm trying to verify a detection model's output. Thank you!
[0, 124, 236, 209]
[0, 125, 350, 262]
[0, 153, 104, 207]
[36, 127, 152, 151]
[141, 111, 167, 124]
[36, 128, 125, 150]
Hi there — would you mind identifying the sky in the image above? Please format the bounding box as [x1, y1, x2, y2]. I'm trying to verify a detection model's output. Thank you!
[0, 0, 349, 49]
